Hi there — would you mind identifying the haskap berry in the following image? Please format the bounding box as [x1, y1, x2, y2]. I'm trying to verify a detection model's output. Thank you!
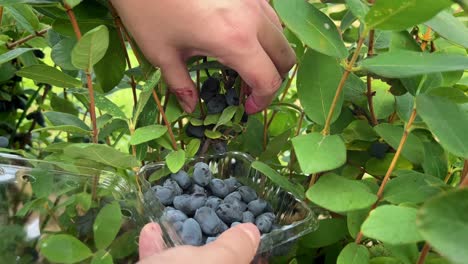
[150, 161, 279, 246]
[206, 94, 227, 114]
[200, 77, 220, 102]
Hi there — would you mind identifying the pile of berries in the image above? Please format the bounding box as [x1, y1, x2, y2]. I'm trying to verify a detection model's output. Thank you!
[150, 162, 277, 246]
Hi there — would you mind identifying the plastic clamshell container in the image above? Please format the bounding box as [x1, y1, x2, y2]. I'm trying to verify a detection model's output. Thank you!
[138, 152, 319, 261]
[0, 153, 146, 262]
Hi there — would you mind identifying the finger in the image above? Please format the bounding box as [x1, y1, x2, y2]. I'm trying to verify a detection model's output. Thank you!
[138, 223, 165, 260]
[257, 18, 296, 76]
[222, 44, 282, 114]
[159, 52, 198, 113]
[200, 223, 261, 264]
[259, 0, 283, 29]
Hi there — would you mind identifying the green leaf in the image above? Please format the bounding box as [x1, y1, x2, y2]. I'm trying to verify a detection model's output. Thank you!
[251, 161, 304, 199]
[133, 70, 161, 123]
[109, 230, 137, 259]
[50, 94, 78, 115]
[345, 0, 369, 22]
[130, 125, 167, 145]
[0, 48, 38, 65]
[383, 170, 444, 204]
[214, 106, 238, 130]
[416, 94, 468, 158]
[299, 218, 348, 248]
[6, 4, 40, 33]
[34, 125, 91, 135]
[374, 123, 425, 164]
[362, 205, 423, 244]
[204, 114, 220, 126]
[273, 0, 347, 58]
[39, 234, 92, 263]
[94, 93, 127, 119]
[417, 131, 448, 179]
[91, 250, 113, 264]
[94, 29, 125, 93]
[51, 38, 78, 71]
[185, 139, 201, 158]
[297, 50, 344, 126]
[44, 111, 90, 130]
[259, 129, 291, 162]
[337, 243, 370, 264]
[369, 257, 401, 264]
[390, 31, 421, 52]
[361, 51, 468, 78]
[365, 153, 413, 176]
[72, 25, 109, 70]
[348, 209, 369, 239]
[342, 120, 378, 143]
[428, 87, 468, 104]
[166, 149, 185, 173]
[307, 173, 377, 213]
[425, 11, 468, 48]
[94, 202, 122, 250]
[148, 166, 172, 182]
[204, 130, 222, 139]
[401, 73, 443, 96]
[16, 64, 82, 88]
[166, 95, 183, 122]
[417, 189, 468, 264]
[373, 80, 395, 119]
[63, 143, 139, 169]
[30, 169, 54, 198]
[365, 0, 452, 31]
[292, 132, 346, 174]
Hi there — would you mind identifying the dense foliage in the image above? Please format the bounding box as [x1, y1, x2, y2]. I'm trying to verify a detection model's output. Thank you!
[0, 0, 467, 263]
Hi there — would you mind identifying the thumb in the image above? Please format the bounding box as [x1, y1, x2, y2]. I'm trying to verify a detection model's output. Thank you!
[200, 223, 261, 264]
[159, 53, 199, 113]
[138, 222, 166, 260]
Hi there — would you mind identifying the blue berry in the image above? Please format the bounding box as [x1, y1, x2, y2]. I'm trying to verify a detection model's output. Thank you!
[175, 193, 208, 216]
[186, 123, 205, 139]
[200, 77, 220, 102]
[0, 136, 8, 148]
[238, 186, 257, 203]
[224, 191, 242, 202]
[163, 209, 188, 223]
[173, 221, 184, 233]
[190, 184, 208, 195]
[211, 140, 227, 154]
[163, 178, 183, 195]
[209, 179, 230, 198]
[370, 142, 389, 159]
[255, 212, 275, 233]
[206, 94, 227, 114]
[181, 218, 203, 246]
[231, 222, 241, 227]
[206, 237, 217, 244]
[247, 199, 268, 216]
[194, 207, 226, 236]
[215, 203, 243, 224]
[225, 88, 239, 106]
[205, 196, 223, 210]
[152, 186, 175, 206]
[224, 177, 242, 192]
[242, 211, 255, 223]
[193, 162, 212, 186]
[171, 170, 192, 190]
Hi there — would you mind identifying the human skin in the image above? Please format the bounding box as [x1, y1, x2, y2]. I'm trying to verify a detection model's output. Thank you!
[138, 222, 261, 264]
[110, 0, 296, 114]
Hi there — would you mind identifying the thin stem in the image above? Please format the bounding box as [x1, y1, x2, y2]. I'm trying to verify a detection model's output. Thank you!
[108, 1, 137, 109]
[28, 85, 51, 133]
[263, 109, 268, 151]
[289, 111, 305, 179]
[196, 60, 205, 117]
[63, 3, 82, 39]
[355, 107, 418, 244]
[178, 119, 185, 150]
[366, 29, 378, 126]
[322, 35, 367, 135]
[152, 90, 178, 150]
[86, 72, 99, 143]
[267, 65, 298, 129]
[6, 28, 50, 49]
[460, 160, 468, 187]
[0, 6, 4, 26]
[417, 243, 431, 264]
[308, 173, 319, 188]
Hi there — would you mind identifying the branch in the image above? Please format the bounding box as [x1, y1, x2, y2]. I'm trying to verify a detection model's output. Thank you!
[289, 111, 305, 179]
[461, 160, 468, 187]
[366, 29, 378, 126]
[6, 27, 50, 49]
[263, 109, 268, 151]
[416, 243, 431, 264]
[267, 64, 298, 129]
[355, 108, 418, 243]
[0, 6, 4, 26]
[152, 90, 178, 150]
[322, 34, 367, 135]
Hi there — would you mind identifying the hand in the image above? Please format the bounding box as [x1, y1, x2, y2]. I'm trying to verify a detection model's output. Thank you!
[111, 0, 296, 114]
[138, 222, 261, 264]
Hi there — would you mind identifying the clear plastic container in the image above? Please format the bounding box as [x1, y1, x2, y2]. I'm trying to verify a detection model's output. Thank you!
[138, 151, 319, 262]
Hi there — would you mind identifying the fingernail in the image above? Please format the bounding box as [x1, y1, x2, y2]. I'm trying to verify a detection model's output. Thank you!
[173, 88, 196, 113]
[245, 96, 261, 114]
[239, 223, 261, 251]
